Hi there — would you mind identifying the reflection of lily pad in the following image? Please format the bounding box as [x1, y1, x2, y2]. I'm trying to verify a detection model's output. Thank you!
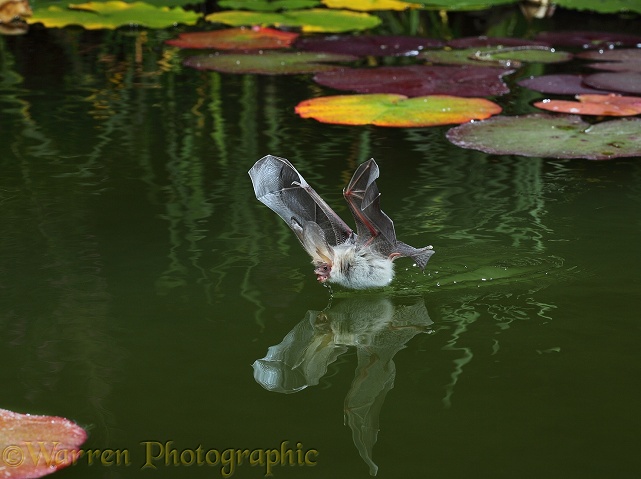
[534, 94, 641, 116]
[584, 72, 641, 95]
[32, 1, 199, 29]
[206, 8, 381, 33]
[166, 27, 298, 50]
[534, 30, 641, 48]
[321, 0, 421, 10]
[183, 51, 356, 74]
[295, 94, 501, 127]
[218, 0, 320, 10]
[446, 114, 641, 160]
[518, 74, 613, 95]
[295, 34, 443, 57]
[419, 46, 571, 68]
[314, 65, 513, 97]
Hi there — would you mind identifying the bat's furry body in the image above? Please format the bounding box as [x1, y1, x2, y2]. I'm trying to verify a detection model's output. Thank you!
[249, 155, 434, 289]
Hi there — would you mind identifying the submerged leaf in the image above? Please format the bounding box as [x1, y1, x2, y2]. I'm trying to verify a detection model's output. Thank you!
[446, 113, 641, 160]
[0, 407, 87, 479]
[295, 94, 501, 127]
[206, 8, 381, 33]
[295, 34, 443, 57]
[183, 51, 356, 74]
[166, 27, 298, 50]
[313, 65, 513, 97]
[534, 94, 641, 116]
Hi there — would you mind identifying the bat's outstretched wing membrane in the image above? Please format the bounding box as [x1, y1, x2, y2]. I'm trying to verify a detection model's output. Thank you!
[249, 155, 353, 252]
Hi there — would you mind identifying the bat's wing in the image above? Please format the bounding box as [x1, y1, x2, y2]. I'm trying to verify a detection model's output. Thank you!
[344, 159, 435, 270]
[249, 155, 354, 253]
[343, 159, 397, 247]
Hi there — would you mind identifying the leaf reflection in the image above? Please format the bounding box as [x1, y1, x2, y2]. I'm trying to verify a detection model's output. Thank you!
[253, 295, 433, 475]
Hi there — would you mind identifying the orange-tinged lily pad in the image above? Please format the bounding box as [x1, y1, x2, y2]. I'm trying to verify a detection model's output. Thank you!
[534, 94, 641, 116]
[0, 407, 87, 479]
[295, 94, 501, 127]
[166, 27, 298, 50]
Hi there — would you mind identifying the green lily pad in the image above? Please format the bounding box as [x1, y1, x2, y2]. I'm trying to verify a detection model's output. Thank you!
[295, 94, 502, 127]
[446, 114, 641, 160]
[183, 51, 357, 74]
[553, 0, 641, 14]
[166, 27, 298, 50]
[420, 46, 572, 68]
[206, 8, 381, 33]
[32, 1, 199, 29]
[218, 0, 320, 10]
[321, 0, 421, 11]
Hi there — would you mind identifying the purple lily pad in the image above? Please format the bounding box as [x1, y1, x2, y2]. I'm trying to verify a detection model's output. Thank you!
[313, 65, 514, 97]
[518, 74, 614, 95]
[534, 31, 641, 49]
[446, 114, 641, 160]
[577, 48, 641, 72]
[295, 34, 443, 57]
[585, 62, 641, 73]
[447, 36, 550, 48]
[583, 72, 641, 94]
[183, 51, 357, 75]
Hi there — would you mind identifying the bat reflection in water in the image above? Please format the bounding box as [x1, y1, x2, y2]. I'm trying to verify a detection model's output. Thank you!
[249, 155, 435, 289]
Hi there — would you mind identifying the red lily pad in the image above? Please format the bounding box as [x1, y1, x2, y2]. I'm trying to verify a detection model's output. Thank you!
[419, 46, 571, 68]
[534, 94, 641, 116]
[165, 27, 299, 50]
[295, 34, 443, 57]
[183, 51, 357, 74]
[583, 72, 641, 95]
[0, 407, 87, 479]
[534, 31, 641, 49]
[295, 94, 502, 127]
[518, 74, 613, 95]
[446, 113, 641, 160]
[447, 36, 550, 48]
[313, 65, 514, 97]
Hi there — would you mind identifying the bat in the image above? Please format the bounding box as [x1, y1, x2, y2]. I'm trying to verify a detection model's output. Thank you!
[248, 155, 434, 289]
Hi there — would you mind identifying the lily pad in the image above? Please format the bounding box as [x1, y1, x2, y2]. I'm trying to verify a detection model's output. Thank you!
[447, 36, 550, 48]
[218, 0, 320, 10]
[166, 27, 298, 50]
[583, 72, 641, 95]
[446, 114, 641, 160]
[295, 94, 502, 127]
[32, 1, 200, 29]
[534, 30, 641, 49]
[518, 74, 613, 95]
[0, 407, 87, 479]
[321, 0, 421, 10]
[295, 34, 443, 57]
[183, 51, 357, 74]
[577, 48, 641, 72]
[206, 8, 382, 33]
[534, 94, 641, 116]
[553, 0, 641, 14]
[419, 46, 572, 68]
[313, 65, 514, 97]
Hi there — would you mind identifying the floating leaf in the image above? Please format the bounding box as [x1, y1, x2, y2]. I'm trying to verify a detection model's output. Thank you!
[534, 94, 641, 116]
[553, 0, 641, 14]
[416, 0, 516, 10]
[0, 407, 87, 479]
[313, 65, 513, 97]
[446, 114, 641, 160]
[447, 36, 550, 48]
[583, 72, 641, 95]
[518, 74, 613, 95]
[295, 34, 443, 56]
[534, 30, 641, 48]
[218, 0, 320, 10]
[419, 46, 571, 68]
[577, 48, 641, 72]
[321, 0, 421, 11]
[32, 1, 200, 29]
[183, 51, 356, 74]
[206, 8, 381, 33]
[295, 94, 501, 127]
[166, 27, 298, 50]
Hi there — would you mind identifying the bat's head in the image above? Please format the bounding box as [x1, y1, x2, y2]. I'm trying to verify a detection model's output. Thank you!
[314, 262, 332, 283]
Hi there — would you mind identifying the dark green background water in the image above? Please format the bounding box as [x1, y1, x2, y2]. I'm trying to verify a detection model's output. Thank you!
[1, 20, 640, 479]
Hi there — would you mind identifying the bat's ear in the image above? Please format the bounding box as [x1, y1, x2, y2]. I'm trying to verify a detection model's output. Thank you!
[301, 221, 334, 265]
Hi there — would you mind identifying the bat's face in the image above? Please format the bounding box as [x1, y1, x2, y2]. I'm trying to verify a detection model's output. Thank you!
[314, 262, 332, 283]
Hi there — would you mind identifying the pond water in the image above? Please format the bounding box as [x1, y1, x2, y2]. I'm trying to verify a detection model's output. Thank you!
[2, 17, 641, 479]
